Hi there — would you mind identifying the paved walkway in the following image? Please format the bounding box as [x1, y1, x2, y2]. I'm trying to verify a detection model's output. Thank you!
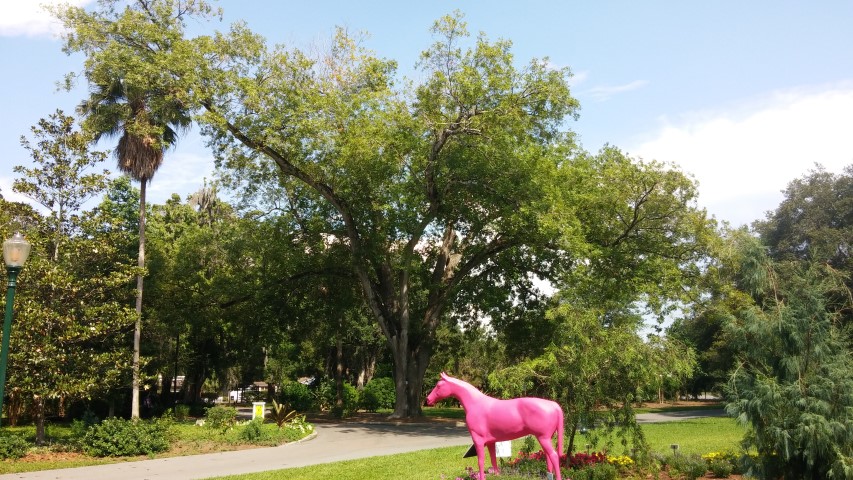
[0, 410, 726, 480]
[636, 408, 727, 423]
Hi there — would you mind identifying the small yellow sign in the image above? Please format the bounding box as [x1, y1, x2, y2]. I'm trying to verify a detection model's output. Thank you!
[252, 402, 265, 420]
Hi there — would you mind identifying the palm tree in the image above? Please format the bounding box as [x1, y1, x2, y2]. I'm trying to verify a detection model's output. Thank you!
[79, 77, 191, 418]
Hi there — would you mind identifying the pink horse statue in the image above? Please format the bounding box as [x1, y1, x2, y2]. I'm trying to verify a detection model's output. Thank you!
[426, 372, 564, 480]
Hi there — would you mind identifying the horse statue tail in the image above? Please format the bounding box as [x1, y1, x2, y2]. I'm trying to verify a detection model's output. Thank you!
[557, 406, 565, 455]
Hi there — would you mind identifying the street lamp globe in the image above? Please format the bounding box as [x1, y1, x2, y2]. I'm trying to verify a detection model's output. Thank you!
[3, 233, 31, 268]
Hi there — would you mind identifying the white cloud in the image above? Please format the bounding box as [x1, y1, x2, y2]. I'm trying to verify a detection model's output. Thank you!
[583, 80, 648, 102]
[631, 84, 853, 226]
[568, 70, 589, 89]
[0, 0, 93, 38]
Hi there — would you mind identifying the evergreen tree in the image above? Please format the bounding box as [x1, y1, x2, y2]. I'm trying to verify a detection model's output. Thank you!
[725, 236, 853, 479]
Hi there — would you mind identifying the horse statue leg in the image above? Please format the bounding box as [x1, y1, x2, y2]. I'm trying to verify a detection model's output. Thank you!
[537, 434, 562, 480]
[486, 442, 500, 475]
[473, 441, 488, 480]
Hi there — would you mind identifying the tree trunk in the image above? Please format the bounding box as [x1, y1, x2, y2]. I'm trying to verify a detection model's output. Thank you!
[389, 332, 436, 418]
[7, 387, 23, 427]
[335, 329, 344, 416]
[33, 395, 45, 446]
[357, 355, 376, 389]
[566, 417, 579, 454]
[131, 180, 147, 419]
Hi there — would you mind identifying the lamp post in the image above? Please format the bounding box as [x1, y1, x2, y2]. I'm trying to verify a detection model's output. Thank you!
[1, 233, 31, 426]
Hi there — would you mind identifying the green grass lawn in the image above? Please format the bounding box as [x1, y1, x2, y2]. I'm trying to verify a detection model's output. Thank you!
[206, 417, 745, 480]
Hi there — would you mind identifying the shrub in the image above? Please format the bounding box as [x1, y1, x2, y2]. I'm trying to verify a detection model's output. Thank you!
[83, 417, 171, 457]
[70, 409, 101, 449]
[331, 382, 360, 418]
[278, 381, 313, 412]
[668, 453, 707, 480]
[702, 451, 737, 477]
[708, 458, 733, 478]
[268, 399, 297, 429]
[239, 418, 267, 443]
[0, 434, 30, 459]
[205, 405, 237, 431]
[361, 377, 396, 412]
[564, 462, 618, 480]
[174, 404, 190, 421]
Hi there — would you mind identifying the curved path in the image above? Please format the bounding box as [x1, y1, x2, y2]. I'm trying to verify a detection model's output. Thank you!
[636, 408, 727, 423]
[0, 410, 725, 480]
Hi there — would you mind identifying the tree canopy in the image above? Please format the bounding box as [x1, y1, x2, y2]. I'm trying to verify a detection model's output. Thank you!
[52, 1, 718, 418]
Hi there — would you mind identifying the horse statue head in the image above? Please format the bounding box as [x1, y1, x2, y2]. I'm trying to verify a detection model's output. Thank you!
[426, 372, 455, 406]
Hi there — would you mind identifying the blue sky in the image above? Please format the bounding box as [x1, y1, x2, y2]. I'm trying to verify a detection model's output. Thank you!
[2, 1, 853, 227]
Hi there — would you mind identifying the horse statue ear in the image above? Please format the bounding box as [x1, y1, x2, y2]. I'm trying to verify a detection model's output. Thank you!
[440, 372, 449, 380]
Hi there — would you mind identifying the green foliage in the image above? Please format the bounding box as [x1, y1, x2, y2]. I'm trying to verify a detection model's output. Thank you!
[708, 458, 733, 478]
[361, 377, 395, 412]
[666, 453, 707, 480]
[239, 418, 266, 443]
[490, 300, 696, 456]
[520, 435, 537, 455]
[205, 406, 238, 431]
[70, 409, 101, 449]
[7, 111, 136, 441]
[55, 0, 715, 422]
[323, 381, 359, 419]
[83, 417, 172, 457]
[0, 434, 30, 460]
[564, 462, 618, 480]
[725, 247, 853, 479]
[277, 381, 313, 412]
[174, 404, 190, 421]
[268, 400, 297, 429]
[13, 109, 110, 244]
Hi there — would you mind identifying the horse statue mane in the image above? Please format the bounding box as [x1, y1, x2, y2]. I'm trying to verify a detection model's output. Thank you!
[426, 372, 564, 480]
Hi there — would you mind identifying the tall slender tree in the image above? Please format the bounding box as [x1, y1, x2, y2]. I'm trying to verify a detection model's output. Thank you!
[77, 76, 190, 418]
[58, 0, 206, 416]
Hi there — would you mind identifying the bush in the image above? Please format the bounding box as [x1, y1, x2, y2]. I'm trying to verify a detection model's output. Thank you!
[331, 382, 360, 418]
[268, 399, 298, 428]
[205, 405, 238, 431]
[0, 434, 30, 459]
[277, 381, 313, 412]
[702, 451, 737, 477]
[239, 418, 267, 443]
[708, 458, 733, 478]
[314, 378, 359, 417]
[83, 417, 172, 457]
[70, 409, 100, 449]
[174, 404, 190, 421]
[361, 377, 395, 412]
[564, 462, 618, 480]
[668, 453, 707, 480]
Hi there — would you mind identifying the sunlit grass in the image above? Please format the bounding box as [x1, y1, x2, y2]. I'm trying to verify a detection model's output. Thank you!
[207, 417, 745, 480]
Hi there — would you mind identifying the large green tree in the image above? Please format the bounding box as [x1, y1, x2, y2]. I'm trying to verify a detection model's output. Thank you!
[724, 233, 853, 479]
[55, 2, 714, 418]
[3, 115, 136, 443]
[194, 15, 580, 417]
